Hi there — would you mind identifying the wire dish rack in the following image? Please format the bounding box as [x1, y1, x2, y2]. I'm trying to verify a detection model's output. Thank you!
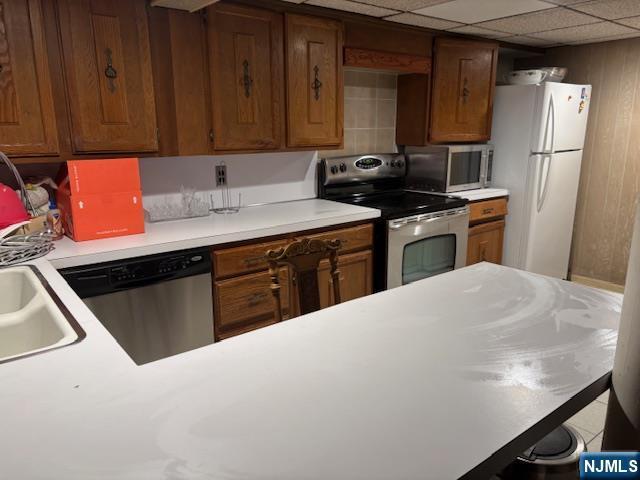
[0, 231, 55, 267]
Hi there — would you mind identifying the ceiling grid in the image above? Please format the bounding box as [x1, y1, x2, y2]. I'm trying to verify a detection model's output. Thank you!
[281, 0, 640, 46]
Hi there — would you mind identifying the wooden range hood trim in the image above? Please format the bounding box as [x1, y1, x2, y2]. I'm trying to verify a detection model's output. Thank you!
[343, 47, 431, 74]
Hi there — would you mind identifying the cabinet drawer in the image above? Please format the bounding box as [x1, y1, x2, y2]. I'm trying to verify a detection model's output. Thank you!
[304, 223, 373, 253]
[214, 268, 291, 340]
[213, 239, 291, 278]
[469, 198, 508, 223]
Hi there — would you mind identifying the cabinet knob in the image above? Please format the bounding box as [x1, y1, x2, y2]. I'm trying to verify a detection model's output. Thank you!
[311, 65, 323, 100]
[461, 77, 470, 104]
[240, 59, 253, 98]
[104, 48, 118, 93]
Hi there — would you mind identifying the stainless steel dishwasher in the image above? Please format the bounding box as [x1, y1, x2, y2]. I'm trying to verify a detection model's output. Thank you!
[61, 248, 214, 365]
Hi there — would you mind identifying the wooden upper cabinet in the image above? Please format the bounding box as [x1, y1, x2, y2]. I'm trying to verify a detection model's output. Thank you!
[208, 3, 284, 151]
[0, 0, 58, 156]
[149, 8, 210, 156]
[57, 0, 157, 153]
[430, 37, 498, 143]
[285, 14, 343, 148]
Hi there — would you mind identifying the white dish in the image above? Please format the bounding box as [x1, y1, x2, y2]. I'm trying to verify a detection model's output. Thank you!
[507, 69, 548, 85]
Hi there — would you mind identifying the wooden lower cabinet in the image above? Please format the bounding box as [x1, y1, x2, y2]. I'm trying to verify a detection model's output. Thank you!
[212, 223, 373, 340]
[317, 250, 372, 309]
[466, 219, 505, 266]
[214, 267, 293, 341]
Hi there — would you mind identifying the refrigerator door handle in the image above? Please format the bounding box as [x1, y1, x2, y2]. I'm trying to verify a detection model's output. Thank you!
[550, 93, 556, 153]
[537, 155, 552, 212]
[541, 93, 556, 154]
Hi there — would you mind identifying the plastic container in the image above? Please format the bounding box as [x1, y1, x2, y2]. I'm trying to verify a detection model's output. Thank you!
[540, 67, 567, 83]
[46, 200, 64, 240]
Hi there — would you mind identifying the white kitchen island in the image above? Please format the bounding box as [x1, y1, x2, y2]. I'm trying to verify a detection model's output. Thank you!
[0, 262, 621, 480]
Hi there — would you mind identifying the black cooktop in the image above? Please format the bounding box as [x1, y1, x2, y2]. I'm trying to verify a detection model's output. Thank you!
[335, 190, 468, 220]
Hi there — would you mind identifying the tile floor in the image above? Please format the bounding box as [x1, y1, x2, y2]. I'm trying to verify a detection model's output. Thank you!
[568, 389, 609, 452]
[490, 390, 609, 479]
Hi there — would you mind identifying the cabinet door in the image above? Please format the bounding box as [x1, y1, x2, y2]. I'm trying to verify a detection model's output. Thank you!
[149, 8, 210, 156]
[214, 268, 293, 341]
[317, 250, 373, 309]
[285, 14, 343, 148]
[430, 37, 498, 143]
[0, 0, 58, 156]
[57, 0, 157, 153]
[466, 219, 505, 266]
[208, 3, 283, 151]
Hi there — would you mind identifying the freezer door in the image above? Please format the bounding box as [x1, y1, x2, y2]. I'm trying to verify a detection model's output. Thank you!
[531, 83, 591, 153]
[524, 151, 582, 279]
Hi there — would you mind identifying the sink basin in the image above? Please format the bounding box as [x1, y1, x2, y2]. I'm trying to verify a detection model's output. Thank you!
[0, 266, 85, 363]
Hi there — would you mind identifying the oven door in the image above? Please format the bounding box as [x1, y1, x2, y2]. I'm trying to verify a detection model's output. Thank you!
[386, 207, 469, 289]
[446, 147, 487, 192]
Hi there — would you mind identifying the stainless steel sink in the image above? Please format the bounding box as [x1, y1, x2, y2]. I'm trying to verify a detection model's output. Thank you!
[0, 266, 85, 363]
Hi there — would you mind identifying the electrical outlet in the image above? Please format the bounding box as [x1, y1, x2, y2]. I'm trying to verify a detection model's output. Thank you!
[215, 164, 227, 187]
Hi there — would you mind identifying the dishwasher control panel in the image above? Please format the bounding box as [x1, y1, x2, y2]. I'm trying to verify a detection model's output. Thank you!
[60, 249, 211, 298]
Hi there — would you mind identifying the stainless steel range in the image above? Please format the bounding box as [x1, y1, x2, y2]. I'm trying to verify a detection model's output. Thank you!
[318, 154, 469, 290]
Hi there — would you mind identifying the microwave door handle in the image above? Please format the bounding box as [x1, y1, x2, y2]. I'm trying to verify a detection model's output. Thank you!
[480, 152, 488, 185]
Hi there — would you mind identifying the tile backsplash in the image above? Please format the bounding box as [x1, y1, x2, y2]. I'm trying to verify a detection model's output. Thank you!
[324, 69, 398, 158]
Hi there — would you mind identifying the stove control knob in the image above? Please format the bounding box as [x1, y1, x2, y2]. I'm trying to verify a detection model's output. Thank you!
[339, 163, 347, 173]
[330, 165, 338, 175]
[397, 160, 405, 168]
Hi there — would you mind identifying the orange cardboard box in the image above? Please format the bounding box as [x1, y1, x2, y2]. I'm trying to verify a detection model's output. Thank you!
[56, 159, 145, 242]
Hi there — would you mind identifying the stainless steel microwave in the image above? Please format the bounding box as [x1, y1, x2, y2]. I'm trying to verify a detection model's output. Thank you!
[405, 144, 494, 193]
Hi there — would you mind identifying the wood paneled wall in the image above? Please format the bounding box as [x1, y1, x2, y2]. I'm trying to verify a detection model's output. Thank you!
[517, 38, 640, 286]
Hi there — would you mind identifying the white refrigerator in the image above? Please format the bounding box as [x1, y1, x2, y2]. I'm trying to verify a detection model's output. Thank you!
[491, 82, 591, 279]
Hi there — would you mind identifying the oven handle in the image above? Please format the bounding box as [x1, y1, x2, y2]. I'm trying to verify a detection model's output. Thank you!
[389, 208, 469, 230]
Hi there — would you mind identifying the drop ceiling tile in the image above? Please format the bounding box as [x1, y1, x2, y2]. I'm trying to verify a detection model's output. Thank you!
[413, 0, 554, 24]
[572, 0, 640, 20]
[476, 7, 598, 34]
[447, 25, 511, 38]
[358, 0, 453, 11]
[385, 12, 463, 29]
[617, 15, 640, 29]
[305, 0, 399, 16]
[533, 21, 635, 42]
[501, 35, 558, 46]
[567, 31, 640, 44]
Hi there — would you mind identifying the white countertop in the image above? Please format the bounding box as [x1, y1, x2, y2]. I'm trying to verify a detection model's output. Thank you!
[0, 261, 621, 480]
[46, 199, 380, 268]
[455, 187, 509, 201]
